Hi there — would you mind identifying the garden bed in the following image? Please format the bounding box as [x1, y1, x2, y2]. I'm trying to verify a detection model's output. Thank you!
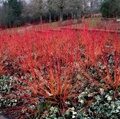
[0, 25, 120, 119]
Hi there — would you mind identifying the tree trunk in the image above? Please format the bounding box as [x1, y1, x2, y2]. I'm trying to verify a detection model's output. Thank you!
[71, 12, 74, 19]
[49, 12, 52, 23]
[60, 9, 63, 22]
[40, 15, 42, 24]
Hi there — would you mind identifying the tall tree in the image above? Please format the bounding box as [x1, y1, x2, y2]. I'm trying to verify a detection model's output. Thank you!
[66, 0, 82, 19]
[30, 0, 44, 23]
[0, 0, 23, 27]
[101, 0, 120, 18]
[55, 0, 66, 21]
[47, 0, 56, 22]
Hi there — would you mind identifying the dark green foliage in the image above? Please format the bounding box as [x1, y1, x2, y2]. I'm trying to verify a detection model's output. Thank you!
[101, 0, 120, 18]
[0, 0, 23, 27]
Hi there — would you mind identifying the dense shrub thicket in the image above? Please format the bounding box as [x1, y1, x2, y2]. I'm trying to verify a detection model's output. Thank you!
[0, 26, 120, 118]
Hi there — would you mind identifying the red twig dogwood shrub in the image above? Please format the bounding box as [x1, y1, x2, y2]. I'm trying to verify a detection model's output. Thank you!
[0, 25, 120, 118]
[75, 29, 120, 90]
[19, 30, 80, 108]
[100, 34, 120, 90]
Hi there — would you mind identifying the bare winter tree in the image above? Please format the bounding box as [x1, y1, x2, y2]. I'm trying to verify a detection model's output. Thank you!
[30, 0, 44, 23]
[55, 0, 66, 21]
[0, 0, 103, 27]
[82, 0, 102, 14]
[46, 0, 57, 22]
[66, 0, 83, 19]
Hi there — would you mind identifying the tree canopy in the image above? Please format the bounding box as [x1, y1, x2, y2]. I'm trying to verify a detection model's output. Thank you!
[0, 0, 23, 27]
[101, 0, 120, 18]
